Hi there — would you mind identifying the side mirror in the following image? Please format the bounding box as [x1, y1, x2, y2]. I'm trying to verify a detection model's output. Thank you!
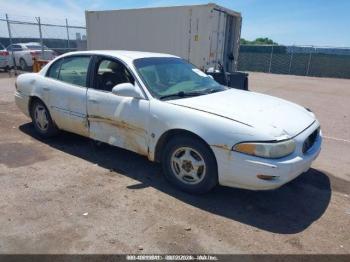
[111, 82, 144, 99]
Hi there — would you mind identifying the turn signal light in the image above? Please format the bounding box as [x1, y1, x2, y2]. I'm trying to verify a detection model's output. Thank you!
[257, 174, 278, 181]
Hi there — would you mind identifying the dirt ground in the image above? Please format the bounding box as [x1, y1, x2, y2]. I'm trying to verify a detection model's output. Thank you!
[0, 71, 349, 254]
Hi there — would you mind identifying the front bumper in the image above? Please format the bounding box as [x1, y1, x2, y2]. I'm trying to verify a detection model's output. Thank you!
[212, 121, 322, 190]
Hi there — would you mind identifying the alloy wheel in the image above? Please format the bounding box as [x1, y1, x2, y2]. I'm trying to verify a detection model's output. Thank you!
[170, 146, 207, 185]
[34, 104, 49, 132]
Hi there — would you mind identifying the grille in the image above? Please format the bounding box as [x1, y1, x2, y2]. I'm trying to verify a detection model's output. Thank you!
[302, 128, 319, 153]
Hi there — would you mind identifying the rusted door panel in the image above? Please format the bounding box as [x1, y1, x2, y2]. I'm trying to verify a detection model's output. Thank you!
[87, 89, 150, 156]
[44, 78, 88, 136]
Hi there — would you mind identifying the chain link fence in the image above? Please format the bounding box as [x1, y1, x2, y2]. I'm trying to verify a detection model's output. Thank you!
[238, 45, 350, 79]
[2, 13, 350, 79]
[0, 13, 86, 72]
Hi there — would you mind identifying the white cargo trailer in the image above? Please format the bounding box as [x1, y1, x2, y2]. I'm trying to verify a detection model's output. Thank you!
[85, 3, 242, 73]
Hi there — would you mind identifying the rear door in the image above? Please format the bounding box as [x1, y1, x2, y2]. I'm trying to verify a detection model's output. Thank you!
[45, 55, 92, 136]
[87, 56, 150, 156]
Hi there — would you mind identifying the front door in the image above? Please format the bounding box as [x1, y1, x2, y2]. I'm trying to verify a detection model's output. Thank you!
[87, 56, 150, 156]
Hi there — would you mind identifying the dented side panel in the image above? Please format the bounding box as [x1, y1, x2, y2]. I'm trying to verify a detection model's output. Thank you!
[42, 77, 89, 136]
[87, 89, 149, 156]
[15, 73, 89, 137]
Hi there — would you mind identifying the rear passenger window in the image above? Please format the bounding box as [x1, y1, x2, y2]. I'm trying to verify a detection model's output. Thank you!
[47, 59, 62, 79]
[58, 56, 91, 87]
[12, 45, 23, 51]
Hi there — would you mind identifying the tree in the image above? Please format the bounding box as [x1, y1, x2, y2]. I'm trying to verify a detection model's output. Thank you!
[240, 37, 278, 45]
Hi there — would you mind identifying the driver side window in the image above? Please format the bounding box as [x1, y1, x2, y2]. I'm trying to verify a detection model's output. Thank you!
[95, 58, 134, 92]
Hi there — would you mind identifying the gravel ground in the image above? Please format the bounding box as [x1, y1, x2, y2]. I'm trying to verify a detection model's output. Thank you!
[0, 71, 349, 254]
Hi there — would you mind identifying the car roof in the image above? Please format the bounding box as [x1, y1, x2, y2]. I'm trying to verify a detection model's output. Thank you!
[62, 50, 179, 61]
[11, 42, 41, 46]
[22, 42, 41, 45]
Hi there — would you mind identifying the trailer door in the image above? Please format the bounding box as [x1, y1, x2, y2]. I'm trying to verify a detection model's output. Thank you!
[210, 9, 239, 72]
[209, 9, 226, 71]
[223, 15, 235, 72]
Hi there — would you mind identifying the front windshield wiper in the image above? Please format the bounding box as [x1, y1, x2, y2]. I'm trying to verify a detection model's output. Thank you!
[159, 91, 207, 100]
[159, 86, 227, 100]
[202, 87, 226, 94]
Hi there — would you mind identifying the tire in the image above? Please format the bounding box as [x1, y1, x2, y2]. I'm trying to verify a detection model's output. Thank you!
[162, 135, 218, 194]
[30, 99, 58, 138]
[19, 58, 27, 71]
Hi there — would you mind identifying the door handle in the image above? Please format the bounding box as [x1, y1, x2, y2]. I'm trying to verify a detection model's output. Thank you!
[89, 99, 98, 104]
[43, 87, 50, 91]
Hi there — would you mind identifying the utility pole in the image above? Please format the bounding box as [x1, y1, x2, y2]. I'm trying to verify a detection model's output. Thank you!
[268, 45, 274, 73]
[36, 17, 45, 59]
[6, 14, 17, 75]
[288, 46, 294, 74]
[306, 47, 314, 76]
[66, 18, 70, 50]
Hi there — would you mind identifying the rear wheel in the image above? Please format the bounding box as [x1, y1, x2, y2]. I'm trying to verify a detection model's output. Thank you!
[19, 58, 27, 71]
[162, 136, 218, 194]
[30, 100, 58, 137]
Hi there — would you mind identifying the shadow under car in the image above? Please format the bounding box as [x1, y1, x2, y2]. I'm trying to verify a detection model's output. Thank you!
[19, 122, 332, 234]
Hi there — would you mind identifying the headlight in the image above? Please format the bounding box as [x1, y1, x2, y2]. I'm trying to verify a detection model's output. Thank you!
[233, 139, 296, 159]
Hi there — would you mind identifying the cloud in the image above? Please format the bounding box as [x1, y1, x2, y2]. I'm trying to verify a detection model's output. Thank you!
[0, 0, 100, 38]
[0, 0, 91, 25]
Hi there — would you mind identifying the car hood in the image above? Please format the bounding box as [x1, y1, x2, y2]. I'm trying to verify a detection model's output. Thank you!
[167, 89, 315, 139]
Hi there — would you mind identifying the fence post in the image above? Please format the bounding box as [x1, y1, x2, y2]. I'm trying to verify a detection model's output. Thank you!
[306, 46, 313, 76]
[5, 13, 18, 75]
[66, 18, 70, 50]
[268, 45, 274, 73]
[288, 46, 294, 74]
[36, 17, 44, 60]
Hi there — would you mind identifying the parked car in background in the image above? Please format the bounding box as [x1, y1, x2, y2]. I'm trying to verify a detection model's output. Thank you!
[0, 43, 10, 71]
[14, 50, 322, 194]
[7, 42, 56, 70]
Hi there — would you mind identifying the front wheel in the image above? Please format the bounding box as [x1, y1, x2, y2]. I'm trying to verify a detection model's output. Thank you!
[30, 100, 58, 138]
[162, 136, 218, 194]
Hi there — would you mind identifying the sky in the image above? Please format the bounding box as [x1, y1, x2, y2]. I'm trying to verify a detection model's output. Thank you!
[0, 0, 349, 46]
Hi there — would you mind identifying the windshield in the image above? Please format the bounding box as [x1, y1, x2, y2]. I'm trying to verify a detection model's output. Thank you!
[133, 57, 226, 100]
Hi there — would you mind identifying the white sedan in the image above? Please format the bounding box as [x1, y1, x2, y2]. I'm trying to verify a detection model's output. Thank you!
[15, 51, 322, 193]
[7, 42, 56, 70]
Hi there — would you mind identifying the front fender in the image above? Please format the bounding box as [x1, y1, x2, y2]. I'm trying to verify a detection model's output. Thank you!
[148, 99, 269, 161]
